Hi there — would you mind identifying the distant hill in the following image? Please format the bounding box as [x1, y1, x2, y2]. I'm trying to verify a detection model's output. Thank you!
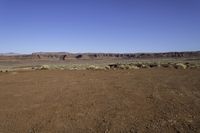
[32, 52, 70, 55]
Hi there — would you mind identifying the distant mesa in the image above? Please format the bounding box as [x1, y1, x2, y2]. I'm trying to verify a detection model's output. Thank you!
[0, 52, 21, 56]
[31, 51, 200, 60]
[76, 54, 83, 59]
[0, 51, 200, 61]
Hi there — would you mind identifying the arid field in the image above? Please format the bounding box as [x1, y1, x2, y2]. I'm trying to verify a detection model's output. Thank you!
[0, 52, 200, 133]
[0, 68, 200, 133]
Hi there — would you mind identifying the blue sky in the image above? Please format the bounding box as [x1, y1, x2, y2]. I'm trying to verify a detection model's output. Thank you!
[0, 0, 200, 53]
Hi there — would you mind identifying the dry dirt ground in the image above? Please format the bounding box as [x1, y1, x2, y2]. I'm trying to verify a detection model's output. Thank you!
[0, 69, 200, 133]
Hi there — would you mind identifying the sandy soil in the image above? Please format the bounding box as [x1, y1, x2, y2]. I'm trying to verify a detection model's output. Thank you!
[0, 69, 200, 133]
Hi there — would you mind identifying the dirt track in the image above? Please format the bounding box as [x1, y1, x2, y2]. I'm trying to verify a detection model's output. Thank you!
[0, 69, 200, 133]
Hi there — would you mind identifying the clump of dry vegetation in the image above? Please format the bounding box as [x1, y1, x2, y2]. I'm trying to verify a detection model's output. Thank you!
[40, 65, 50, 70]
[86, 65, 108, 70]
[86, 65, 101, 70]
[106, 62, 199, 70]
[174, 63, 187, 69]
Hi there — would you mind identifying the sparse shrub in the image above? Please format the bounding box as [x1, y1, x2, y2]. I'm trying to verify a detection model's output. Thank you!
[40, 65, 50, 70]
[188, 65, 197, 69]
[135, 63, 143, 68]
[128, 65, 139, 69]
[119, 64, 126, 69]
[86, 65, 99, 70]
[108, 64, 120, 69]
[186, 63, 198, 69]
[148, 63, 158, 68]
[105, 66, 110, 70]
[108, 63, 139, 70]
[160, 63, 170, 68]
[141, 64, 149, 68]
[174, 63, 187, 69]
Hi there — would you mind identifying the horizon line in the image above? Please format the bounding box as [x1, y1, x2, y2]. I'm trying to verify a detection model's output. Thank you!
[0, 50, 199, 55]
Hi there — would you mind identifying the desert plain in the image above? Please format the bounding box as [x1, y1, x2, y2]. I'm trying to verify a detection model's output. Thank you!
[0, 51, 200, 133]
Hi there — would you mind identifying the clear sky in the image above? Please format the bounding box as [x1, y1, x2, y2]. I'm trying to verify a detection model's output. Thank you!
[0, 0, 200, 53]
